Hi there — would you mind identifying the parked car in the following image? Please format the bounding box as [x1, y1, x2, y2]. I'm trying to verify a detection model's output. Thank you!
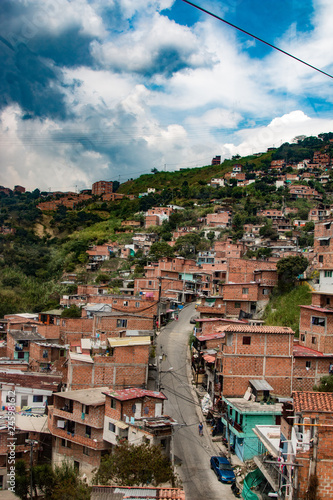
[210, 456, 236, 483]
[190, 315, 199, 324]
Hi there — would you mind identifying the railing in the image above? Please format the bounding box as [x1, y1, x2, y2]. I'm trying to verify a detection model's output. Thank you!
[51, 426, 106, 450]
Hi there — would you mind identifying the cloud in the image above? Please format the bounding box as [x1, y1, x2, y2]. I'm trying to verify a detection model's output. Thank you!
[222, 111, 333, 158]
[0, 0, 333, 191]
[91, 13, 211, 76]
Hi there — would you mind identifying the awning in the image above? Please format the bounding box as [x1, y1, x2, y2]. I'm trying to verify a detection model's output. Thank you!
[166, 309, 175, 313]
[318, 237, 330, 241]
[203, 354, 216, 363]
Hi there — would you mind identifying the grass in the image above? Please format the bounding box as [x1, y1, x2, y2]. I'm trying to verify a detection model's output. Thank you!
[263, 284, 312, 336]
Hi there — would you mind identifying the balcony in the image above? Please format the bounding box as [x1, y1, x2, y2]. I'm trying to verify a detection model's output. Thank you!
[51, 426, 107, 450]
[253, 455, 279, 491]
[53, 407, 104, 427]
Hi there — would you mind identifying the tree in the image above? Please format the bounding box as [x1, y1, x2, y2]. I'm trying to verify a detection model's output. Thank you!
[149, 242, 175, 260]
[313, 374, 333, 392]
[93, 441, 179, 487]
[276, 255, 308, 292]
[14, 461, 90, 500]
[206, 231, 215, 243]
[61, 305, 81, 318]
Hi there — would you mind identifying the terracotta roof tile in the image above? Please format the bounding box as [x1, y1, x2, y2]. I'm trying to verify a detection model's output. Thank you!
[224, 325, 294, 334]
[293, 345, 325, 357]
[293, 391, 333, 413]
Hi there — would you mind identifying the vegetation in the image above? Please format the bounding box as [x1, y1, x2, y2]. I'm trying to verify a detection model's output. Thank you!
[14, 460, 91, 500]
[0, 132, 332, 317]
[313, 374, 333, 392]
[93, 441, 179, 487]
[263, 285, 312, 335]
[276, 255, 309, 292]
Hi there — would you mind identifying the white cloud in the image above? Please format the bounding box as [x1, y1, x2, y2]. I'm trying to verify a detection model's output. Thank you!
[222, 111, 333, 158]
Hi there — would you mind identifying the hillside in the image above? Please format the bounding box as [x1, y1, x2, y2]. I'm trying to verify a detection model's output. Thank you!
[0, 132, 332, 319]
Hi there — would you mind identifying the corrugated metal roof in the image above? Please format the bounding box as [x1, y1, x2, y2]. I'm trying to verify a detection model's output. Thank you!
[69, 352, 94, 363]
[249, 379, 274, 391]
[108, 336, 151, 347]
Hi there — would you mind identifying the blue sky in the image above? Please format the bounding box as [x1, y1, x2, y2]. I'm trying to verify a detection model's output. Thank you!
[0, 0, 333, 191]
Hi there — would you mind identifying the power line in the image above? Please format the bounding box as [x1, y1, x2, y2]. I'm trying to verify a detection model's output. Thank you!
[181, 0, 333, 80]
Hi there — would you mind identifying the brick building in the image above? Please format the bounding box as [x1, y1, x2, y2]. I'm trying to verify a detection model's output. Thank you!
[206, 212, 231, 228]
[103, 388, 173, 455]
[92, 180, 113, 196]
[254, 392, 333, 500]
[48, 387, 111, 477]
[219, 325, 294, 398]
[65, 336, 151, 390]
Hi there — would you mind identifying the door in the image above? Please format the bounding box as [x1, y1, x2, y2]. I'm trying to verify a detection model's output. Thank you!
[155, 403, 162, 417]
[21, 396, 28, 408]
[134, 403, 142, 419]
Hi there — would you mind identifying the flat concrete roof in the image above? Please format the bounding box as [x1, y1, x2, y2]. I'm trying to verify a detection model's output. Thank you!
[54, 387, 109, 406]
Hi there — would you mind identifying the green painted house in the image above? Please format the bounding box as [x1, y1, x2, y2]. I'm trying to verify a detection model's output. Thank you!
[221, 393, 282, 462]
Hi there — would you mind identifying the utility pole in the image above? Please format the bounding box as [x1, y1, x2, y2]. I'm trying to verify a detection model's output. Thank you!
[157, 276, 162, 335]
[26, 439, 37, 499]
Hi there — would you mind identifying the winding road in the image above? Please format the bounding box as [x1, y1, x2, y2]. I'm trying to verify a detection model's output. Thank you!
[156, 304, 236, 500]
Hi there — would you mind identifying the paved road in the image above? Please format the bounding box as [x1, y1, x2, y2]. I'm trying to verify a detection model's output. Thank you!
[156, 304, 236, 500]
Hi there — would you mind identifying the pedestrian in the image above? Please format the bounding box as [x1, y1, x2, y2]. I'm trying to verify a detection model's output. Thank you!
[175, 314, 178, 321]
[198, 422, 203, 437]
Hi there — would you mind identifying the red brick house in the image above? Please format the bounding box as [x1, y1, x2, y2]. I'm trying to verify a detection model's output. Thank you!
[293, 342, 333, 391]
[102, 388, 173, 455]
[65, 336, 151, 390]
[48, 387, 111, 478]
[219, 325, 294, 397]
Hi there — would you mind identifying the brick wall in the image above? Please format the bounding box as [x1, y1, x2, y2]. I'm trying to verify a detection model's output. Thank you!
[104, 395, 163, 420]
[227, 258, 277, 283]
[221, 329, 293, 397]
[67, 346, 149, 390]
[293, 357, 333, 391]
[299, 306, 333, 354]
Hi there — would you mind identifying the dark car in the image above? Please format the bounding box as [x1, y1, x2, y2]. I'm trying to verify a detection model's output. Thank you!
[210, 456, 236, 483]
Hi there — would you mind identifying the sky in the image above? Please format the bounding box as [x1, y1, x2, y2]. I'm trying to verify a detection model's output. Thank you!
[0, 0, 333, 192]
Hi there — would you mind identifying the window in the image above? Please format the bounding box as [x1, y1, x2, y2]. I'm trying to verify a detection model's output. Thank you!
[319, 255, 323, 263]
[301, 334, 305, 342]
[242, 336, 251, 345]
[320, 239, 330, 246]
[135, 302, 140, 308]
[132, 404, 136, 414]
[110, 399, 117, 409]
[312, 316, 325, 327]
[82, 404, 89, 415]
[242, 288, 249, 294]
[113, 300, 117, 304]
[312, 337, 317, 344]
[123, 301, 128, 306]
[85, 426, 91, 438]
[61, 439, 71, 448]
[117, 319, 127, 328]
[109, 422, 116, 433]
[306, 361, 311, 369]
[324, 271, 333, 278]
[62, 320, 66, 326]
[83, 446, 89, 456]
[262, 289, 269, 295]
[234, 302, 241, 308]
[17, 352, 25, 359]
[33, 395, 43, 403]
[148, 281, 152, 286]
